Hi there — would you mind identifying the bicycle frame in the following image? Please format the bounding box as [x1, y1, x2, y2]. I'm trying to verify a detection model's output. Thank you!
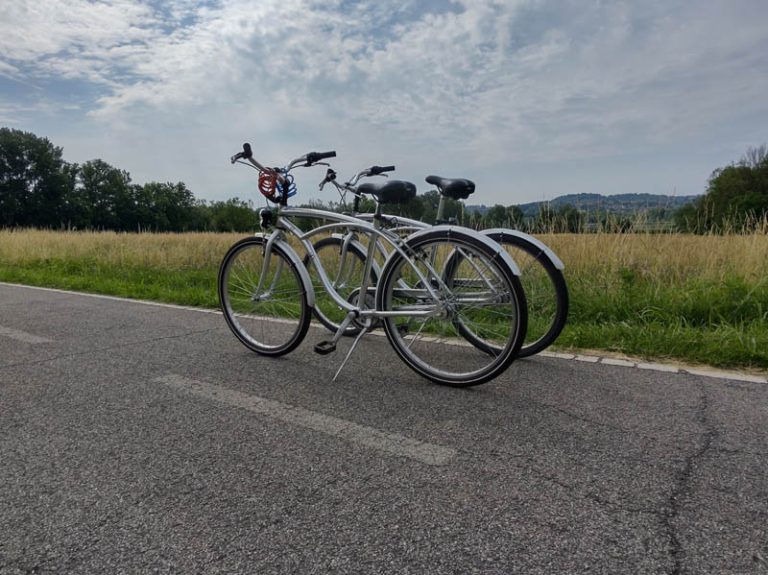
[263, 206, 451, 322]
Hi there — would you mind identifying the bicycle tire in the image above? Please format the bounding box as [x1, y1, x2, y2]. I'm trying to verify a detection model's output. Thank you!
[376, 229, 527, 387]
[218, 236, 311, 356]
[484, 231, 568, 357]
[303, 236, 377, 336]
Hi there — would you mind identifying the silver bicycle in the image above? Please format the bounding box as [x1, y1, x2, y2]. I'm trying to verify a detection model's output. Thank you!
[313, 167, 568, 357]
[217, 144, 528, 387]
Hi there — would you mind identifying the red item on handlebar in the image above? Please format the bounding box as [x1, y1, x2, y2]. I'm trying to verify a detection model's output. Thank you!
[258, 171, 278, 200]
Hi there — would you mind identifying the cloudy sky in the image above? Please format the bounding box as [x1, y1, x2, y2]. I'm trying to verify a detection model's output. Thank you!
[2, 0, 767, 206]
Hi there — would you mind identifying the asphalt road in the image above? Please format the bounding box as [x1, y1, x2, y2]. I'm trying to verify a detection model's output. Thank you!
[1, 282, 766, 575]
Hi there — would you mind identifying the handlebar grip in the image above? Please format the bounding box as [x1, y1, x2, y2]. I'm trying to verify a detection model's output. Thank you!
[230, 142, 253, 163]
[369, 165, 395, 175]
[305, 150, 337, 165]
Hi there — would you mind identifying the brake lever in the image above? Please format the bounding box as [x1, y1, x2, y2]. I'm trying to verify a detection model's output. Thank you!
[319, 168, 337, 190]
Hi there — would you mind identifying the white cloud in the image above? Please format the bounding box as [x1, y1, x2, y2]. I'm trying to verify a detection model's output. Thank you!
[2, 0, 767, 203]
[0, 0, 156, 63]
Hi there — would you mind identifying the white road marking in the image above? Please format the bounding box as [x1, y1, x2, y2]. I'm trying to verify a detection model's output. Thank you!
[539, 350, 768, 383]
[0, 281, 222, 315]
[682, 368, 768, 384]
[637, 362, 680, 373]
[0, 325, 51, 344]
[154, 374, 457, 466]
[601, 357, 637, 368]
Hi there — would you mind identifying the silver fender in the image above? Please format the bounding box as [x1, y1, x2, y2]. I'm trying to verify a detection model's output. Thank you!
[403, 224, 522, 276]
[262, 233, 316, 308]
[481, 228, 565, 270]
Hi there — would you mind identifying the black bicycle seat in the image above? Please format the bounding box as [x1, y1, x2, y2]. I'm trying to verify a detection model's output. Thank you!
[425, 175, 475, 200]
[358, 180, 417, 205]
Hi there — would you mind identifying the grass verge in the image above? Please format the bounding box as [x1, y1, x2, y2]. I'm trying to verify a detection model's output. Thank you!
[1, 229, 767, 372]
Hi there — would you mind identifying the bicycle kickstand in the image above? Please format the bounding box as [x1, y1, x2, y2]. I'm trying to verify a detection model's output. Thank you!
[313, 310, 370, 381]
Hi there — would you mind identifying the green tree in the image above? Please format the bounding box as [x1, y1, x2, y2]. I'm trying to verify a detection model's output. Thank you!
[417, 190, 441, 223]
[485, 204, 508, 227]
[506, 205, 524, 228]
[208, 198, 259, 232]
[0, 128, 73, 227]
[557, 204, 584, 233]
[72, 159, 132, 229]
[676, 144, 768, 233]
[142, 181, 197, 231]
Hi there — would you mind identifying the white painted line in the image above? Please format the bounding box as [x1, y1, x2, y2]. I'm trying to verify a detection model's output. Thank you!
[682, 368, 768, 384]
[0, 325, 51, 344]
[540, 351, 576, 360]
[0, 281, 222, 315]
[637, 362, 680, 374]
[601, 358, 636, 368]
[154, 374, 457, 466]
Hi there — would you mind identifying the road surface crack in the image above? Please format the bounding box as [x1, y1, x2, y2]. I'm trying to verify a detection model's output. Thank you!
[664, 380, 718, 575]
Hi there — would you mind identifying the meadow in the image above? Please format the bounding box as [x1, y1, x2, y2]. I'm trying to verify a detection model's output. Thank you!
[1, 228, 766, 372]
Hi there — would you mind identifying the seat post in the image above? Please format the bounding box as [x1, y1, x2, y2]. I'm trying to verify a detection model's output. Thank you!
[435, 192, 447, 223]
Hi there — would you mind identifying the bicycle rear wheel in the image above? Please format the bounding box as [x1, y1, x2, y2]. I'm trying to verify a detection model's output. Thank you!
[218, 236, 311, 356]
[483, 231, 568, 357]
[376, 230, 527, 387]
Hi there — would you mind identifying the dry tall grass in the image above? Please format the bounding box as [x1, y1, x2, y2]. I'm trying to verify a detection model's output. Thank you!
[0, 229, 240, 269]
[2, 227, 766, 286]
[540, 231, 768, 286]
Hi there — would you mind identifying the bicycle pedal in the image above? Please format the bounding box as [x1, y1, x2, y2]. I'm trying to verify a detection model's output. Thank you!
[314, 341, 337, 355]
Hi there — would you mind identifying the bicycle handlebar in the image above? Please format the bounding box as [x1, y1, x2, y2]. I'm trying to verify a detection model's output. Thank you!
[303, 151, 336, 166]
[318, 163, 396, 192]
[230, 142, 253, 163]
[231, 143, 336, 171]
[368, 165, 395, 176]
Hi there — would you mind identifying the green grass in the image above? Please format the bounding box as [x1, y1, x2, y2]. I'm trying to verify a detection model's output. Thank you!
[1, 229, 767, 373]
[558, 266, 768, 369]
[0, 259, 219, 308]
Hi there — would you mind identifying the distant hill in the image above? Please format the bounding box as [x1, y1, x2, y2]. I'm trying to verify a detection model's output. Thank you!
[467, 193, 700, 217]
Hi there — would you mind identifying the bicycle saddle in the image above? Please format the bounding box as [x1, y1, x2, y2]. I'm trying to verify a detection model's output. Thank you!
[425, 175, 475, 200]
[358, 180, 417, 205]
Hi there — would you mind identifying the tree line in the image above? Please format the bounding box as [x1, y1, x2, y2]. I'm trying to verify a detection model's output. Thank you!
[674, 144, 768, 233]
[2, 128, 766, 233]
[0, 128, 264, 232]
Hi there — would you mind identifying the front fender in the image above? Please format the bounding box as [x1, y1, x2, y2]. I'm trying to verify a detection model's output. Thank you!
[265, 234, 316, 308]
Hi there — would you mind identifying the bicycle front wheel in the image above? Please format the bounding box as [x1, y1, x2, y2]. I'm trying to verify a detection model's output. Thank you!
[376, 230, 527, 387]
[218, 236, 311, 356]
